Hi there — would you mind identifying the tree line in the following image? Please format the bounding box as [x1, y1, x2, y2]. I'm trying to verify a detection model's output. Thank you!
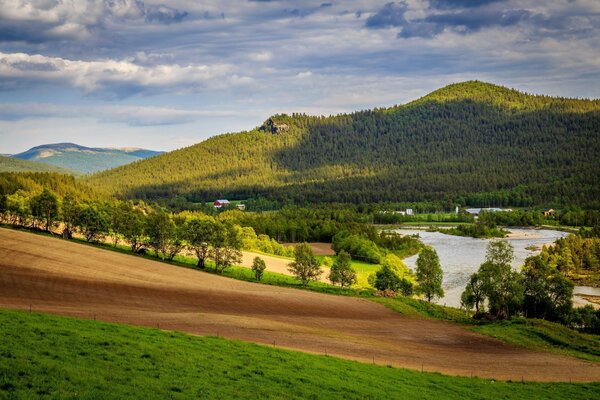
[85, 82, 600, 208]
[461, 240, 600, 333]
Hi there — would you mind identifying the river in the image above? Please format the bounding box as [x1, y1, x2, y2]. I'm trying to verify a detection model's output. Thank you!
[398, 228, 596, 308]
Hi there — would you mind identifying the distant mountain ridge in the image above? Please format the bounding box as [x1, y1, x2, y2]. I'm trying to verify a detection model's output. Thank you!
[86, 81, 600, 207]
[0, 155, 75, 174]
[12, 143, 163, 174]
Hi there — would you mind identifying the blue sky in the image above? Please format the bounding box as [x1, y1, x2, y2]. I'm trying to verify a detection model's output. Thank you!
[0, 0, 599, 153]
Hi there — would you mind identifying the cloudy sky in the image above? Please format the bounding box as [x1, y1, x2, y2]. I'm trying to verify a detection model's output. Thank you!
[0, 0, 599, 153]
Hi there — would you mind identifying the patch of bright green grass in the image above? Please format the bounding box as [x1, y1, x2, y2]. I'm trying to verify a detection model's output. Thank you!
[1, 309, 598, 400]
[316, 255, 380, 287]
[472, 318, 600, 362]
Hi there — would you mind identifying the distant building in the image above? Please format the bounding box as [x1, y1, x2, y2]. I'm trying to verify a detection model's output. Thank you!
[406, 208, 414, 216]
[236, 204, 246, 211]
[213, 199, 230, 208]
[465, 207, 512, 216]
[543, 208, 556, 217]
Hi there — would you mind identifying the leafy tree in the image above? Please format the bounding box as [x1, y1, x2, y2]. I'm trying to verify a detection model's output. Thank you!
[251, 256, 267, 281]
[486, 240, 514, 267]
[288, 243, 322, 285]
[210, 222, 242, 274]
[328, 251, 357, 287]
[60, 194, 79, 239]
[30, 188, 59, 232]
[373, 264, 412, 295]
[0, 194, 7, 221]
[415, 246, 444, 302]
[77, 205, 109, 243]
[461, 273, 485, 313]
[145, 209, 181, 260]
[183, 217, 216, 268]
[119, 203, 147, 253]
[522, 255, 574, 321]
[464, 240, 523, 319]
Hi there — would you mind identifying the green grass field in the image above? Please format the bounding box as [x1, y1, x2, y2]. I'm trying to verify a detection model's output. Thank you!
[1, 309, 598, 399]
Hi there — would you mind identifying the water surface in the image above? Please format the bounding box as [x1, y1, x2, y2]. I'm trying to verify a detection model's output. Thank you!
[399, 228, 568, 307]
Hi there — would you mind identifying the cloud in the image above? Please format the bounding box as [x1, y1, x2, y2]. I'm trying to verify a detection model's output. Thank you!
[0, 0, 188, 43]
[0, 51, 253, 98]
[365, 0, 600, 39]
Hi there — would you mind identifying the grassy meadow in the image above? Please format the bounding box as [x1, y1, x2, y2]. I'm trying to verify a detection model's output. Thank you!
[1, 309, 599, 399]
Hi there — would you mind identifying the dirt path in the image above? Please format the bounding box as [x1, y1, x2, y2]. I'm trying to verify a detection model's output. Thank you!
[1, 228, 599, 382]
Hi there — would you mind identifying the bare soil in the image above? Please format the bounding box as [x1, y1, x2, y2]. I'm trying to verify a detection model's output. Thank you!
[1, 228, 599, 382]
[280, 242, 335, 256]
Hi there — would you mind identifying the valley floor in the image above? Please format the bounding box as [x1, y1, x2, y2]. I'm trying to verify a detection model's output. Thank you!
[0, 228, 599, 382]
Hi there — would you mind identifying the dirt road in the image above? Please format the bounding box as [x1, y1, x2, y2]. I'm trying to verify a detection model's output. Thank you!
[1, 228, 598, 382]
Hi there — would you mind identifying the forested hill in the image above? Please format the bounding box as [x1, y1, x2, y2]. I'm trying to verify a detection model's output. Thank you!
[86, 81, 600, 207]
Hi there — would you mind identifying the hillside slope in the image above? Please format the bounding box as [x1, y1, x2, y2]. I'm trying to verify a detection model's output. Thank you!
[0, 155, 74, 174]
[13, 143, 163, 174]
[86, 81, 600, 206]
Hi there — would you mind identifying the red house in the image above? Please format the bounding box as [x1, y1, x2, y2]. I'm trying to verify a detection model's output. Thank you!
[213, 199, 230, 208]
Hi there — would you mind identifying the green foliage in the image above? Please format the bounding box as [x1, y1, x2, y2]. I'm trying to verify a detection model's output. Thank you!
[435, 221, 508, 238]
[463, 241, 523, 319]
[29, 188, 59, 232]
[3, 310, 598, 400]
[145, 209, 181, 260]
[209, 221, 242, 274]
[373, 257, 414, 296]
[288, 242, 322, 285]
[76, 205, 109, 243]
[251, 256, 267, 281]
[328, 250, 357, 287]
[86, 81, 600, 207]
[522, 256, 574, 322]
[183, 217, 216, 268]
[541, 234, 600, 285]
[415, 246, 444, 302]
[332, 232, 383, 263]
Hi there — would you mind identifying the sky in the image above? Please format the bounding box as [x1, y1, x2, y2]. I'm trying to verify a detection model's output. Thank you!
[0, 0, 599, 153]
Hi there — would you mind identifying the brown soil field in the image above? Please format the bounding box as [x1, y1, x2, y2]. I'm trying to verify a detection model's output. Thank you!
[1, 228, 599, 382]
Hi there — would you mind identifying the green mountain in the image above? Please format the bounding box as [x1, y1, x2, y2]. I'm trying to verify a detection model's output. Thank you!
[12, 143, 163, 174]
[86, 81, 600, 207]
[0, 155, 74, 174]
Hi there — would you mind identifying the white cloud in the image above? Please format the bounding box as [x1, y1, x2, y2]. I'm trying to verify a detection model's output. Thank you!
[0, 51, 254, 96]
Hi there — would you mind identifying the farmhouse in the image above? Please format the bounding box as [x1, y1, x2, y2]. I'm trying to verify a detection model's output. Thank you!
[213, 199, 230, 208]
[543, 208, 556, 217]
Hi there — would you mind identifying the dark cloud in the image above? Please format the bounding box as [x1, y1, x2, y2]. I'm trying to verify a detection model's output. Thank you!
[143, 5, 189, 24]
[365, 2, 408, 29]
[428, 0, 506, 9]
[366, 1, 598, 39]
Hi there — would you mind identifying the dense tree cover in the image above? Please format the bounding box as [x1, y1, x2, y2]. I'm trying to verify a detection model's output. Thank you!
[0, 155, 74, 174]
[434, 220, 508, 238]
[0, 172, 100, 201]
[332, 230, 422, 263]
[540, 234, 600, 284]
[86, 81, 600, 207]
